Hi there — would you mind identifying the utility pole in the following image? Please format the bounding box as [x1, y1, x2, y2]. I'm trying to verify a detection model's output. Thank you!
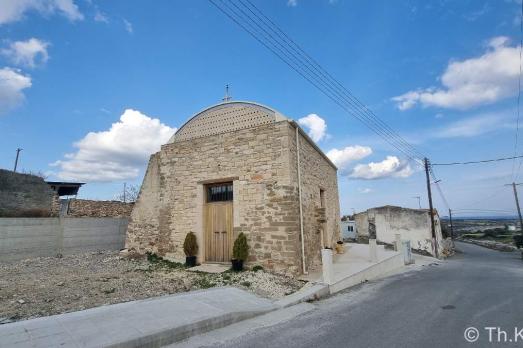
[123, 182, 127, 203]
[505, 182, 523, 235]
[13, 148, 22, 172]
[424, 158, 439, 258]
[412, 195, 421, 209]
[448, 208, 454, 240]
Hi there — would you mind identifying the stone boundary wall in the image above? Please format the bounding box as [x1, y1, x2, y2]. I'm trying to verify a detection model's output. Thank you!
[0, 217, 128, 262]
[0, 169, 59, 217]
[67, 199, 133, 217]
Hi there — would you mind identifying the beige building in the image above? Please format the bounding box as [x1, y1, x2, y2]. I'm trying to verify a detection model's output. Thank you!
[354, 205, 444, 257]
[126, 101, 340, 276]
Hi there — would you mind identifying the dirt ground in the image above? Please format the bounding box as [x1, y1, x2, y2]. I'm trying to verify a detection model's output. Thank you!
[0, 251, 305, 323]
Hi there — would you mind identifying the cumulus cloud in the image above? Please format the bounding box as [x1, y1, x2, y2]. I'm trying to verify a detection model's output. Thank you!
[51, 109, 176, 182]
[298, 114, 327, 142]
[392, 36, 520, 110]
[350, 156, 413, 180]
[0, 0, 83, 25]
[326, 145, 372, 173]
[0, 67, 32, 114]
[1, 38, 49, 68]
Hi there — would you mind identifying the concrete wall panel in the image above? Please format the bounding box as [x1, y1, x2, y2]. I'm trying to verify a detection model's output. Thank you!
[0, 217, 128, 262]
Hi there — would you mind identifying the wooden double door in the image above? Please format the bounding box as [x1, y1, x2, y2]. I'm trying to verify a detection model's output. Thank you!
[204, 201, 233, 262]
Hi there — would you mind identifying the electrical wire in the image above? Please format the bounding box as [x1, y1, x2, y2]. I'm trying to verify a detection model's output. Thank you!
[208, 0, 424, 163]
[432, 155, 523, 166]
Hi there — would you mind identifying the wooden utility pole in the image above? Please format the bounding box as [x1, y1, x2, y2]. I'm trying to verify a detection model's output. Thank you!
[123, 182, 127, 203]
[13, 148, 22, 172]
[424, 158, 439, 258]
[448, 208, 454, 240]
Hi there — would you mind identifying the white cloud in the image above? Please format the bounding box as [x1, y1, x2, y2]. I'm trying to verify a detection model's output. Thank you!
[287, 0, 297, 7]
[350, 156, 413, 180]
[326, 145, 372, 173]
[0, 67, 32, 114]
[0, 0, 83, 25]
[1, 38, 49, 68]
[393, 36, 520, 110]
[434, 111, 514, 138]
[51, 109, 176, 182]
[123, 18, 133, 33]
[94, 10, 108, 23]
[358, 188, 373, 194]
[298, 114, 327, 142]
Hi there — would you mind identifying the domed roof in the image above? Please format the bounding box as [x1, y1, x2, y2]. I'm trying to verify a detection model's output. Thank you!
[168, 101, 288, 143]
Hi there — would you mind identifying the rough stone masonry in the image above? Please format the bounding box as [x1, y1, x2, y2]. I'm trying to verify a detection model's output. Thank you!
[126, 101, 341, 276]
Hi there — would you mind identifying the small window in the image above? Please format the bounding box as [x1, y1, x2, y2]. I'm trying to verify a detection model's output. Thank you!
[207, 183, 233, 202]
[320, 189, 325, 208]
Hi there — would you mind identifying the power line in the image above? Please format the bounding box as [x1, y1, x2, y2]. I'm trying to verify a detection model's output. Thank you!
[239, 0, 426, 161]
[208, 0, 424, 163]
[432, 155, 523, 166]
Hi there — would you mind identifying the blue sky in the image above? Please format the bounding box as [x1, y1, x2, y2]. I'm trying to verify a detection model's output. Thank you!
[0, 0, 521, 217]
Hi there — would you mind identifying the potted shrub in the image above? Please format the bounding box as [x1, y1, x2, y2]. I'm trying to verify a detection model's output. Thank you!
[183, 232, 198, 267]
[231, 232, 248, 271]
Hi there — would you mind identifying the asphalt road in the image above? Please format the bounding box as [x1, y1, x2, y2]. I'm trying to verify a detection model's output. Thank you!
[216, 242, 523, 348]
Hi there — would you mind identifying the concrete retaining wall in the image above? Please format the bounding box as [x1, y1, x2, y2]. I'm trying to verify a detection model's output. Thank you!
[0, 217, 128, 262]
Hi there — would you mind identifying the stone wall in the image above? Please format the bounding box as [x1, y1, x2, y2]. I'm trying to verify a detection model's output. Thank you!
[288, 124, 340, 273]
[66, 199, 133, 217]
[125, 154, 161, 252]
[127, 120, 340, 276]
[0, 169, 59, 217]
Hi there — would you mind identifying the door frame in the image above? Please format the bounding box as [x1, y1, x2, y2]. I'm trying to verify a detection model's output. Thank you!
[202, 181, 234, 263]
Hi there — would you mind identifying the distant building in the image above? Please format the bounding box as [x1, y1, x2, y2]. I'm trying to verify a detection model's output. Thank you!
[340, 218, 356, 240]
[354, 205, 444, 257]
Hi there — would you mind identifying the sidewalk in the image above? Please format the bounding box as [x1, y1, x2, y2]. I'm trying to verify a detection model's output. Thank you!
[0, 287, 276, 348]
[297, 243, 405, 295]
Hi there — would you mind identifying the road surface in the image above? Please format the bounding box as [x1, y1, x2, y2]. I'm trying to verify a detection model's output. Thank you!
[187, 242, 523, 348]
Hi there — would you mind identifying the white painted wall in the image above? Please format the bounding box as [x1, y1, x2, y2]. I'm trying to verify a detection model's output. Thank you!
[354, 206, 443, 257]
[340, 220, 356, 240]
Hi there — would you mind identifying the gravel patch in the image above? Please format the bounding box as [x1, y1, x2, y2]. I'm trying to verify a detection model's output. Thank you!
[0, 251, 304, 323]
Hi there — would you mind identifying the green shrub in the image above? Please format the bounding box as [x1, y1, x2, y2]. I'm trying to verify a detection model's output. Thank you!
[240, 281, 251, 287]
[252, 265, 264, 272]
[183, 232, 198, 256]
[233, 232, 249, 261]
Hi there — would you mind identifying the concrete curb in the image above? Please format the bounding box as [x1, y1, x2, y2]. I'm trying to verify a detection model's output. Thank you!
[275, 283, 330, 308]
[106, 309, 276, 348]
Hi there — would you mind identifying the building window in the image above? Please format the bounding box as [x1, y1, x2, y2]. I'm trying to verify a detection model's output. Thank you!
[320, 189, 325, 208]
[348, 226, 353, 232]
[207, 183, 233, 202]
